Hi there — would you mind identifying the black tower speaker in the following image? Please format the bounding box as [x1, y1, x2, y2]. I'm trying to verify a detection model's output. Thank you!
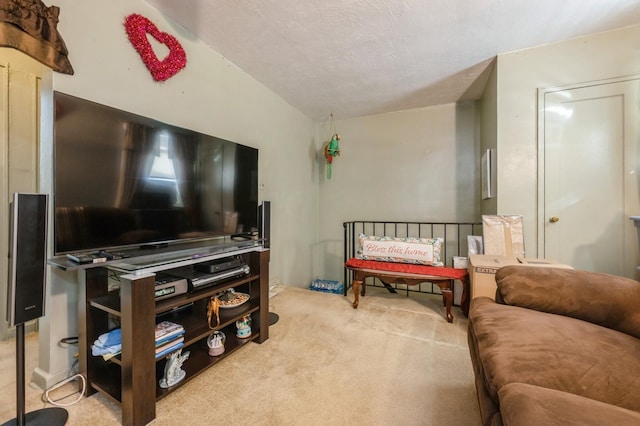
[3, 193, 68, 426]
[7, 193, 48, 327]
[258, 201, 271, 248]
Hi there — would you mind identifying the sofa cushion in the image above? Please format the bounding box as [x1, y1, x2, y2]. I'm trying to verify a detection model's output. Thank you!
[499, 383, 640, 426]
[495, 266, 640, 339]
[468, 297, 640, 412]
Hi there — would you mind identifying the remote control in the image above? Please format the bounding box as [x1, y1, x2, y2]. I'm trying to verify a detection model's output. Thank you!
[66, 253, 107, 264]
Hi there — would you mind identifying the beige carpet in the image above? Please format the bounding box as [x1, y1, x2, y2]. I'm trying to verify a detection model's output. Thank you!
[0, 285, 480, 425]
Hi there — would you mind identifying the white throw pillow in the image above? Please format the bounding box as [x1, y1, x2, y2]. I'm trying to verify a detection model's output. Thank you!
[356, 233, 443, 266]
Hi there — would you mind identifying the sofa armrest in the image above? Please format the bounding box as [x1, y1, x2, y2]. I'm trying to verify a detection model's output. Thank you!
[495, 265, 640, 339]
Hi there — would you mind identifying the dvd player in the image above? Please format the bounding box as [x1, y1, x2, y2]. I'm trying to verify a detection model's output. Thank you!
[190, 265, 250, 291]
[170, 265, 251, 292]
[194, 255, 246, 274]
[154, 272, 189, 301]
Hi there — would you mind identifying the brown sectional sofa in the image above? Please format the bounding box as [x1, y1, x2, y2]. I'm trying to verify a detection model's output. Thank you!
[468, 265, 640, 426]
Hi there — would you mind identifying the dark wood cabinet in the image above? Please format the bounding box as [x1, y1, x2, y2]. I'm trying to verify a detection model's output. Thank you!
[52, 245, 269, 426]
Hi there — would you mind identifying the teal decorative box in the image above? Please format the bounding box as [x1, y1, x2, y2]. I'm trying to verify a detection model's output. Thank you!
[310, 279, 344, 294]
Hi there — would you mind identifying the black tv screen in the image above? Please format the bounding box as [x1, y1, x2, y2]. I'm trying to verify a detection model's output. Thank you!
[53, 92, 258, 255]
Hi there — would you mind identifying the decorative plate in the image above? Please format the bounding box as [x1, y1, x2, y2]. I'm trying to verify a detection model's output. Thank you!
[217, 289, 250, 309]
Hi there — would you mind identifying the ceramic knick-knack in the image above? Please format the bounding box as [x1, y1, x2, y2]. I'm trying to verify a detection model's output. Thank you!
[207, 331, 226, 356]
[236, 315, 252, 339]
[159, 349, 190, 388]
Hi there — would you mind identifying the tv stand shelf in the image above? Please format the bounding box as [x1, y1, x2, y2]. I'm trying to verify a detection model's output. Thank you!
[63, 245, 270, 426]
[48, 237, 263, 272]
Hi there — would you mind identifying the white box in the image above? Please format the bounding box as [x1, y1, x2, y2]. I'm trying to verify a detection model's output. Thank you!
[482, 215, 525, 258]
[453, 256, 468, 269]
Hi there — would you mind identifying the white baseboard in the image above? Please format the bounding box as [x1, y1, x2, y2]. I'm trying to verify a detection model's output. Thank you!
[31, 366, 75, 391]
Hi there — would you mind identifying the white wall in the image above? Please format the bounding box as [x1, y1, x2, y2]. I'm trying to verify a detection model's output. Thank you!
[315, 103, 480, 282]
[36, 0, 317, 388]
[37, 0, 640, 391]
[495, 24, 640, 258]
[478, 62, 498, 215]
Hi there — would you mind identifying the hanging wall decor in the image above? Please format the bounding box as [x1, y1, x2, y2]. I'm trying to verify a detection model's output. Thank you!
[124, 13, 186, 82]
[323, 113, 341, 179]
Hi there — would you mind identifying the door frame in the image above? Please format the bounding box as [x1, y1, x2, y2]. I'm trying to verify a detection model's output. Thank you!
[536, 74, 640, 263]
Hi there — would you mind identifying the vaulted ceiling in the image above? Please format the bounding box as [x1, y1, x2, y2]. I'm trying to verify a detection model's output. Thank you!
[145, 0, 640, 120]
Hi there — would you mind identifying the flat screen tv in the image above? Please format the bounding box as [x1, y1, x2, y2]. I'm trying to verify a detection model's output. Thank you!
[53, 91, 258, 255]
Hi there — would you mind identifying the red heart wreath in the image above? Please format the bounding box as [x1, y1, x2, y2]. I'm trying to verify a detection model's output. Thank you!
[124, 14, 187, 82]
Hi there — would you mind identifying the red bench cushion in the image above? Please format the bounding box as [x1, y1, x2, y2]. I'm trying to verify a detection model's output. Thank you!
[345, 258, 467, 280]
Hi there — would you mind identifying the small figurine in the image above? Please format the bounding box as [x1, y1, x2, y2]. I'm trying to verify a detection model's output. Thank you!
[207, 296, 220, 329]
[207, 331, 226, 356]
[236, 315, 252, 339]
[159, 349, 190, 388]
[324, 133, 341, 179]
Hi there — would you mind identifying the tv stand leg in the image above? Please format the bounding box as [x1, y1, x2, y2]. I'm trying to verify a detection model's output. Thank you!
[120, 272, 156, 426]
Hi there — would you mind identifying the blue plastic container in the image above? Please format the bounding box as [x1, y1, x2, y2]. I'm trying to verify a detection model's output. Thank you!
[310, 279, 344, 294]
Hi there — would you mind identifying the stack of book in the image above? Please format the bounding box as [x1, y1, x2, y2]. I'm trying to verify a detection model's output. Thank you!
[155, 320, 185, 359]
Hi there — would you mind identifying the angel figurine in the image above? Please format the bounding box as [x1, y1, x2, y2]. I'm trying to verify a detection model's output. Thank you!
[159, 349, 190, 388]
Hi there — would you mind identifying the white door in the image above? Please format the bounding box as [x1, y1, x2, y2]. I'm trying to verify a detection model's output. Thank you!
[540, 77, 640, 279]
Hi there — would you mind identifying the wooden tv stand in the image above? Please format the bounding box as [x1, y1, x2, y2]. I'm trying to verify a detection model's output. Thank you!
[50, 241, 269, 426]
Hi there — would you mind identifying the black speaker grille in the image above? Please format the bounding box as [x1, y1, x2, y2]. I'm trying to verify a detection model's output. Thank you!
[7, 193, 48, 326]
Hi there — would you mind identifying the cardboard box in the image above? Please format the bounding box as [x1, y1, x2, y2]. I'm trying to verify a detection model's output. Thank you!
[482, 215, 525, 258]
[468, 255, 520, 299]
[468, 255, 572, 300]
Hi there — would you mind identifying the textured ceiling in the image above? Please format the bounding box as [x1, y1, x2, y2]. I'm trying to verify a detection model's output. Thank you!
[145, 0, 640, 120]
